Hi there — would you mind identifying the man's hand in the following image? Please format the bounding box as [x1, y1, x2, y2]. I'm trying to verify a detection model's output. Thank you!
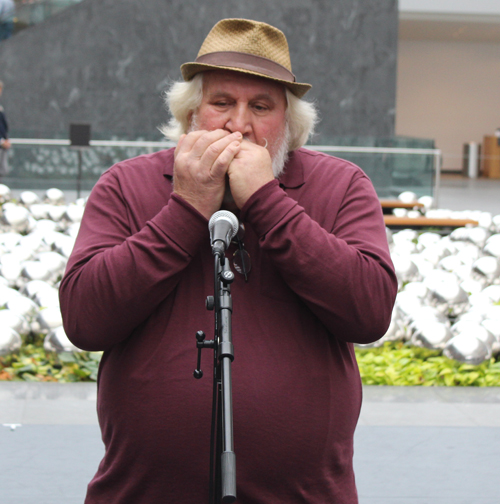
[173, 129, 242, 219]
[227, 140, 275, 209]
[0, 139, 10, 149]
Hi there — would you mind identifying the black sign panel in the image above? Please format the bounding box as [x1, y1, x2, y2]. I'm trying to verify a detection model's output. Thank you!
[69, 123, 91, 147]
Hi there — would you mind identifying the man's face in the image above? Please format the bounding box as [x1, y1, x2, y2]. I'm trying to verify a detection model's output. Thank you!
[191, 70, 288, 162]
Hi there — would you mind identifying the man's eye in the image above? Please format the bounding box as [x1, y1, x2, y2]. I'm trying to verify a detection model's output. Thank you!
[253, 104, 269, 112]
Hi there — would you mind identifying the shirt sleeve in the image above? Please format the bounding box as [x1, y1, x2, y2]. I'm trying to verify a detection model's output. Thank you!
[239, 171, 398, 345]
[59, 168, 207, 351]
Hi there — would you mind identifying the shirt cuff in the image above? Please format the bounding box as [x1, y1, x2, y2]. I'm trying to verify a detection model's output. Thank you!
[240, 180, 302, 238]
[150, 193, 209, 257]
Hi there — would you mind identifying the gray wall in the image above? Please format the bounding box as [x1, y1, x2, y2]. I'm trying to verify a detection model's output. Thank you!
[0, 0, 398, 141]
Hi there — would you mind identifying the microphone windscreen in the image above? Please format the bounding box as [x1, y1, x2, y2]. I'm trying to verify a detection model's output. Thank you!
[209, 211, 239, 240]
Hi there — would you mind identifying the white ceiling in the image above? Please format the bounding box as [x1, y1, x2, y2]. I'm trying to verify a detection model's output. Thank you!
[399, 0, 500, 42]
[399, 0, 500, 17]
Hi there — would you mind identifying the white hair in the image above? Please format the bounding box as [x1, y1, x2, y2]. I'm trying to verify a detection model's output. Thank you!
[160, 73, 318, 151]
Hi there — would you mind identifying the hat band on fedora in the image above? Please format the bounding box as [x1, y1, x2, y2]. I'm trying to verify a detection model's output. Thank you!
[195, 51, 296, 83]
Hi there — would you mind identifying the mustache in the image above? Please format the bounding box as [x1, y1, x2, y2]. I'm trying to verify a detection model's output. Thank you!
[242, 136, 268, 149]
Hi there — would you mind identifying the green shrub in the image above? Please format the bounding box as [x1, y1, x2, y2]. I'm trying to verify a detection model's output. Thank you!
[3, 339, 500, 386]
[0, 337, 101, 382]
[356, 342, 500, 386]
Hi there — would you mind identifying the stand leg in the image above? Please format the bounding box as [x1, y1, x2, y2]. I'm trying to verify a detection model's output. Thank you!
[77, 150, 82, 199]
[221, 358, 236, 501]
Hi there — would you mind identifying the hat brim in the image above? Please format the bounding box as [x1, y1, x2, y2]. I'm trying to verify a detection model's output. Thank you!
[180, 62, 312, 98]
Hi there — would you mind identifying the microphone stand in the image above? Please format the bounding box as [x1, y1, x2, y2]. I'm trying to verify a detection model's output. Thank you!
[194, 248, 237, 504]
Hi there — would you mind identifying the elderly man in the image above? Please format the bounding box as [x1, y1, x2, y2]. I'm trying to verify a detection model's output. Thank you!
[0, 0, 15, 41]
[0, 80, 10, 179]
[60, 18, 397, 504]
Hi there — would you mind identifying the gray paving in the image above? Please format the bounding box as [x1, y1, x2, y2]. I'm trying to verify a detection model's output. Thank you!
[355, 426, 500, 504]
[356, 387, 500, 504]
[2, 425, 102, 504]
[1, 383, 500, 503]
[437, 175, 500, 214]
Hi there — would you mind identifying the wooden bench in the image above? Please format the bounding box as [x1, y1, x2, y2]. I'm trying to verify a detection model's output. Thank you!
[380, 199, 424, 215]
[380, 199, 424, 209]
[383, 216, 478, 229]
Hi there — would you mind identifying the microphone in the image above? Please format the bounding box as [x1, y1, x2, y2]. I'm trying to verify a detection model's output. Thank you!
[209, 211, 239, 255]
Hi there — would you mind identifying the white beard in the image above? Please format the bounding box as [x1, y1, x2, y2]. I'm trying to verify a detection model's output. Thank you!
[270, 123, 291, 178]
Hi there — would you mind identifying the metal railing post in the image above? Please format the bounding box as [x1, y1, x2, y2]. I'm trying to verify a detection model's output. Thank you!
[432, 150, 442, 209]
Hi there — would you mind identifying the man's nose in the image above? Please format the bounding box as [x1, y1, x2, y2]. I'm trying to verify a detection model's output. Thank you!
[225, 105, 252, 137]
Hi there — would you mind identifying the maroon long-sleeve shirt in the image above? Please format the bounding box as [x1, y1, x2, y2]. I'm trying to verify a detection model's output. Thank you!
[60, 147, 397, 504]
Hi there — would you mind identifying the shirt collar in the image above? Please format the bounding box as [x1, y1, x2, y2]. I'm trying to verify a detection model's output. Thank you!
[278, 150, 305, 189]
[163, 148, 175, 178]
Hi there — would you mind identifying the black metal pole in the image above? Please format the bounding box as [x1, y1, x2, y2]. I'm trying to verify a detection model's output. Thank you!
[76, 149, 82, 199]
[213, 254, 236, 503]
[219, 262, 236, 502]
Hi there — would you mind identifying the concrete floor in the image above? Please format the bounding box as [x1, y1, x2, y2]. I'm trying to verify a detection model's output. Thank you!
[1, 383, 500, 504]
[437, 174, 500, 215]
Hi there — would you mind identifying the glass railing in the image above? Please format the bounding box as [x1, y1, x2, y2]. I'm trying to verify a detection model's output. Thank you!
[3, 135, 441, 204]
[310, 136, 438, 200]
[3, 136, 174, 191]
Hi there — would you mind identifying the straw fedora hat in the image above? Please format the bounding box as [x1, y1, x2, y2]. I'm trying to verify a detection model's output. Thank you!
[180, 18, 312, 98]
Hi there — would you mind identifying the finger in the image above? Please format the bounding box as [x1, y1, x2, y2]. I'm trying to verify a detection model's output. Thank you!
[238, 138, 266, 152]
[175, 130, 242, 184]
[198, 131, 242, 166]
[174, 134, 187, 155]
[175, 130, 210, 155]
[188, 129, 235, 158]
[175, 129, 230, 159]
[209, 140, 242, 179]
